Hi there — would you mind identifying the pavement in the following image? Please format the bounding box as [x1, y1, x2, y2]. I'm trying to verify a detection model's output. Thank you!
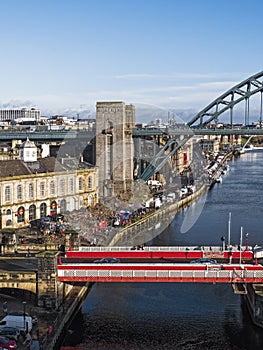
[0, 293, 58, 349]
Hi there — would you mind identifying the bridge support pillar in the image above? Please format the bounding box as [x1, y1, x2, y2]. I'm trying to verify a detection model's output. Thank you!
[245, 284, 263, 328]
[96, 101, 135, 200]
[36, 251, 65, 309]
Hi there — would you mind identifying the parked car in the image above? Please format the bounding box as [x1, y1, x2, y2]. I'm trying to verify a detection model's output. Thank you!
[0, 314, 32, 333]
[0, 327, 20, 341]
[190, 258, 217, 264]
[94, 258, 120, 263]
[0, 335, 17, 349]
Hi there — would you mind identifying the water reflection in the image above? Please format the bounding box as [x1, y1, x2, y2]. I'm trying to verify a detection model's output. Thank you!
[62, 152, 263, 350]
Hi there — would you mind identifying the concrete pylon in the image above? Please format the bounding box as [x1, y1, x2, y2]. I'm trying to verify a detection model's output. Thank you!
[96, 101, 135, 200]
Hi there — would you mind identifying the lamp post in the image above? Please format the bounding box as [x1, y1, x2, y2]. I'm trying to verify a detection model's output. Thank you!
[228, 212, 231, 247]
[239, 227, 243, 265]
[221, 236, 225, 251]
[22, 301, 27, 333]
[245, 232, 249, 251]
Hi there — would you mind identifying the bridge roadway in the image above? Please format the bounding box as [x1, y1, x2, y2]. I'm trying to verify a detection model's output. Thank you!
[0, 125, 263, 143]
[57, 246, 263, 284]
[132, 126, 263, 137]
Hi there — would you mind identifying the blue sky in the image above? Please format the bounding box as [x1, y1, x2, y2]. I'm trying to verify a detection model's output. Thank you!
[1, 0, 263, 117]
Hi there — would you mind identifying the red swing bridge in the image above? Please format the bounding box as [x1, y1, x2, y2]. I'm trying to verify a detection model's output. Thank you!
[57, 246, 263, 285]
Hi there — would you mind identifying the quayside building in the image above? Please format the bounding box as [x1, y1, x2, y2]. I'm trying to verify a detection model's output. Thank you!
[0, 138, 98, 229]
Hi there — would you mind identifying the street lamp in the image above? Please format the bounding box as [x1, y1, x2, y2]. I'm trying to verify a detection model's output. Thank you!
[245, 232, 249, 251]
[221, 236, 225, 251]
[22, 301, 27, 333]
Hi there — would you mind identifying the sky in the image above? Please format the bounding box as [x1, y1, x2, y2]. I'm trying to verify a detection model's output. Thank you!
[1, 0, 263, 120]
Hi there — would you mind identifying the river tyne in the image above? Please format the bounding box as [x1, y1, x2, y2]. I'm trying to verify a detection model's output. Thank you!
[61, 150, 263, 350]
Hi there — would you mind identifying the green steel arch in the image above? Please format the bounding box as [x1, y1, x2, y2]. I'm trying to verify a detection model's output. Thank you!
[140, 71, 263, 181]
[187, 70, 263, 127]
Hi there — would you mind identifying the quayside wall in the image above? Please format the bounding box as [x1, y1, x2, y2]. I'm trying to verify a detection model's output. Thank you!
[108, 183, 209, 247]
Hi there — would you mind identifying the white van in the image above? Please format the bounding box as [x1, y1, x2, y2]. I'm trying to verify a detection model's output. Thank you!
[0, 313, 33, 333]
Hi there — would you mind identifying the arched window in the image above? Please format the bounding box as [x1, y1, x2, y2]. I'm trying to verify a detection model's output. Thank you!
[79, 177, 83, 191]
[69, 197, 75, 211]
[29, 183, 34, 198]
[40, 203, 47, 218]
[17, 206, 25, 223]
[50, 200, 57, 216]
[17, 185, 23, 200]
[60, 199, 67, 213]
[5, 186, 11, 202]
[6, 220, 12, 227]
[88, 176, 92, 190]
[6, 209, 11, 215]
[88, 195, 92, 207]
[29, 204, 36, 221]
[50, 180, 55, 195]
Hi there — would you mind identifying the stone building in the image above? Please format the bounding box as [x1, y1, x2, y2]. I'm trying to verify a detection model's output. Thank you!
[0, 139, 98, 229]
[0, 142, 12, 161]
[0, 107, 40, 123]
[96, 101, 135, 199]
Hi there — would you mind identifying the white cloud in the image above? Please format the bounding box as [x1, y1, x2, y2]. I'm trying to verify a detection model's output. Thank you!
[0, 72, 254, 116]
[113, 72, 247, 81]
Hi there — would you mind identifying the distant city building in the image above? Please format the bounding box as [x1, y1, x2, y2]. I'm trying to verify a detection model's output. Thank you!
[0, 142, 12, 161]
[0, 108, 40, 124]
[19, 137, 38, 162]
[200, 138, 220, 154]
[0, 139, 98, 228]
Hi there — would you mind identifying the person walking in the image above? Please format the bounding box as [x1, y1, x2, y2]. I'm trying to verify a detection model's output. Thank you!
[2, 301, 8, 315]
[228, 249, 233, 264]
[23, 332, 32, 348]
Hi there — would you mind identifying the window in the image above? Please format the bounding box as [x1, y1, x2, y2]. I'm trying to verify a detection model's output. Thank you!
[50, 200, 57, 216]
[29, 204, 36, 221]
[88, 176, 92, 190]
[5, 186, 11, 202]
[79, 177, 83, 190]
[50, 180, 55, 195]
[17, 185, 22, 200]
[29, 183, 34, 198]
[40, 182, 45, 197]
[59, 179, 65, 195]
[60, 199, 67, 213]
[17, 206, 25, 223]
[40, 203, 47, 218]
[69, 177, 74, 193]
[6, 209, 11, 215]
[6, 220, 12, 226]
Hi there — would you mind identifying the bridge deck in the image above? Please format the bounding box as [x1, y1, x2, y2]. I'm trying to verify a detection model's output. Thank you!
[59, 246, 259, 283]
[57, 262, 263, 283]
[65, 246, 254, 260]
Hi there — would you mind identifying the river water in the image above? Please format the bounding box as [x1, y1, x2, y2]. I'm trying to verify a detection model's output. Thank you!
[61, 151, 263, 350]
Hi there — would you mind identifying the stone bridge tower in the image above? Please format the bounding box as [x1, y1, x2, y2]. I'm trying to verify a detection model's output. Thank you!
[96, 101, 135, 200]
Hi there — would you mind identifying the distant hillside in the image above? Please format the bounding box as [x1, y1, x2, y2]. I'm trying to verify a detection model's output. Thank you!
[132, 103, 198, 124]
[41, 103, 197, 124]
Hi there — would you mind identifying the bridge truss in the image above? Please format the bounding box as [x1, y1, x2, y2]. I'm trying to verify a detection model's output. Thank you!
[188, 70, 263, 127]
[138, 71, 263, 180]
